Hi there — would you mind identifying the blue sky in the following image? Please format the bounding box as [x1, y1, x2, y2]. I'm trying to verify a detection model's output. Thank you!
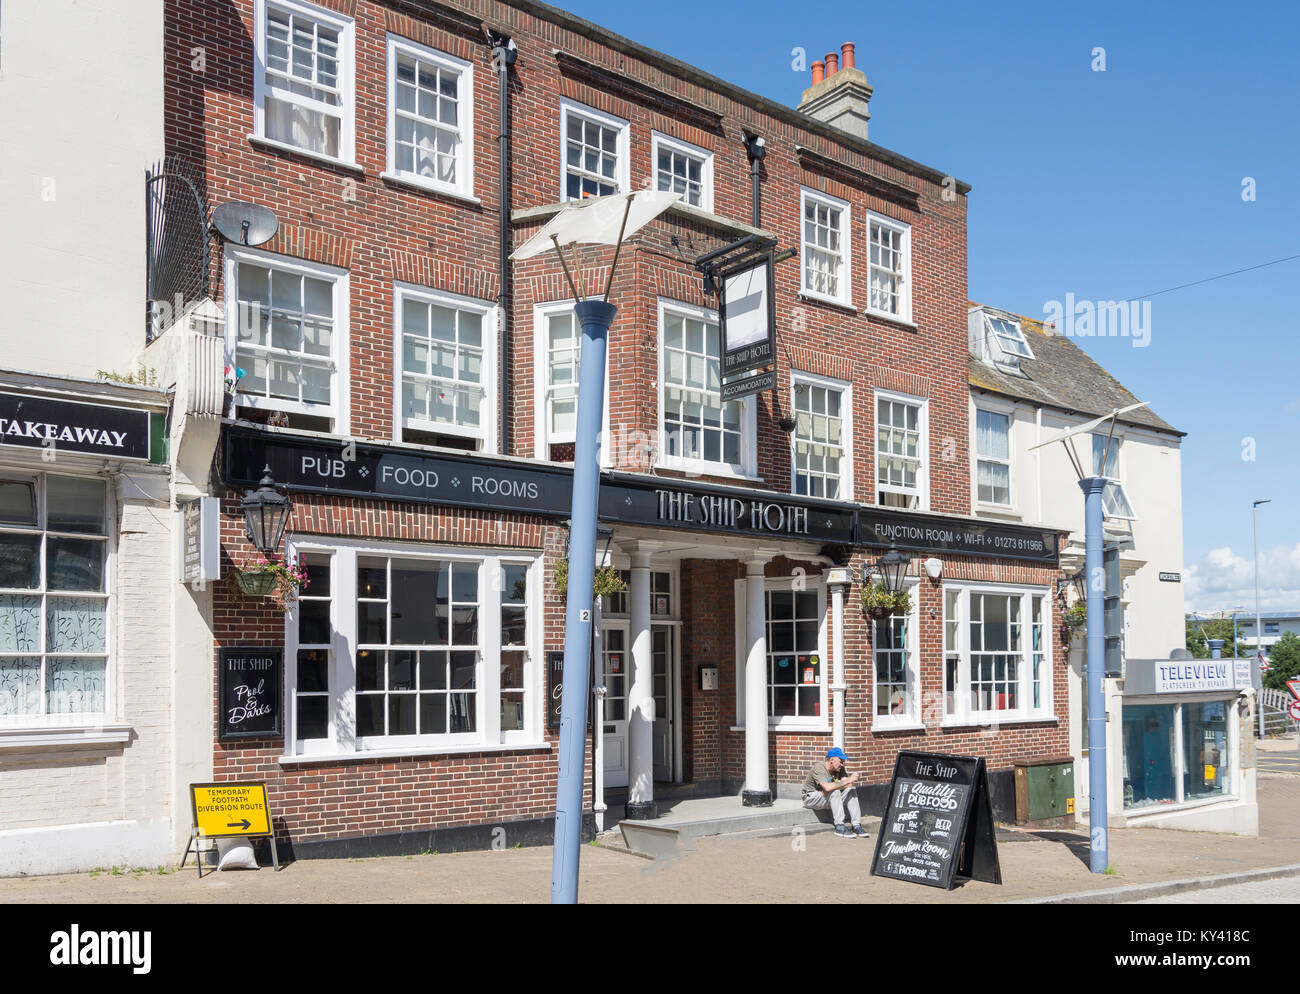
[556, 0, 1300, 613]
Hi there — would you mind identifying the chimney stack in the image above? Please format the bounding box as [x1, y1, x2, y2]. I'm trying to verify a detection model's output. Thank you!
[797, 41, 873, 141]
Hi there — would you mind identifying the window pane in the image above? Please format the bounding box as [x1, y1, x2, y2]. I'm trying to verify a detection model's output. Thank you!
[1122, 704, 1177, 808]
[1183, 701, 1229, 800]
[45, 657, 106, 714]
[46, 597, 106, 653]
[46, 538, 106, 592]
[0, 657, 41, 716]
[297, 649, 329, 693]
[0, 533, 40, 589]
[297, 695, 328, 739]
[299, 599, 331, 645]
[0, 595, 41, 652]
[391, 560, 442, 645]
[47, 477, 106, 534]
[0, 481, 37, 526]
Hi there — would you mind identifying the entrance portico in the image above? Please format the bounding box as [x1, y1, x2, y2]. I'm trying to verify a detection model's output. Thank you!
[599, 524, 835, 819]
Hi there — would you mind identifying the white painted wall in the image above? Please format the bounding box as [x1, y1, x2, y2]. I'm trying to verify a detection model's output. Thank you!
[0, 0, 164, 378]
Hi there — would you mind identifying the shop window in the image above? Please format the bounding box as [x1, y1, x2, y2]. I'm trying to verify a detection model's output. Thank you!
[1183, 700, 1230, 801]
[766, 589, 822, 721]
[286, 542, 539, 754]
[872, 581, 919, 729]
[0, 475, 109, 722]
[397, 284, 494, 451]
[1122, 703, 1177, 808]
[293, 554, 332, 743]
[227, 247, 347, 432]
[602, 628, 625, 721]
[941, 584, 1053, 724]
[254, 0, 355, 163]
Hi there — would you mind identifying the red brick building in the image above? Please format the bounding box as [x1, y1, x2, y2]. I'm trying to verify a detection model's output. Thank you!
[168, 0, 1069, 854]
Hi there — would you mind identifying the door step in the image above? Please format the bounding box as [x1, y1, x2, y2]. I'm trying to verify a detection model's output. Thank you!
[617, 797, 830, 859]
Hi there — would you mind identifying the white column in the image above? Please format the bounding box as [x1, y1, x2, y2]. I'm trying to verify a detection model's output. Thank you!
[744, 554, 773, 806]
[625, 547, 655, 818]
[827, 568, 851, 750]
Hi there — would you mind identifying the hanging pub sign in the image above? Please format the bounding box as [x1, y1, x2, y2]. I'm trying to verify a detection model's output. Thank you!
[0, 391, 152, 461]
[721, 368, 777, 402]
[218, 647, 283, 740]
[719, 255, 776, 378]
[870, 751, 1002, 890]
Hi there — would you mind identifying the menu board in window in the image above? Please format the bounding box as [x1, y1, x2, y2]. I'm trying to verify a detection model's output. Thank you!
[870, 751, 1001, 890]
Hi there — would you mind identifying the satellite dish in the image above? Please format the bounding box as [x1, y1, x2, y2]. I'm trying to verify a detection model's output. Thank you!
[210, 201, 279, 247]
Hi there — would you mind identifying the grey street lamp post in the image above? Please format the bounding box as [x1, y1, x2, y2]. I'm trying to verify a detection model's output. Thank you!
[1253, 499, 1270, 738]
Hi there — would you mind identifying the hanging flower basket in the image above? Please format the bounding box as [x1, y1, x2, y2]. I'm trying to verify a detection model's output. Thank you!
[1063, 602, 1088, 639]
[553, 558, 627, 600]
[235, 554, 309, 612]
[234, 570, 278, 597]
[860, 582, 911, 619]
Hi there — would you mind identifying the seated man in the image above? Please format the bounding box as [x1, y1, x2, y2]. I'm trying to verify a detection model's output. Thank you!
[802, 747, 868, 838]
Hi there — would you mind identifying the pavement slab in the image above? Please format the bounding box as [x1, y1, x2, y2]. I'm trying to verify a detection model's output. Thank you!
[2, 766, 1297, 904]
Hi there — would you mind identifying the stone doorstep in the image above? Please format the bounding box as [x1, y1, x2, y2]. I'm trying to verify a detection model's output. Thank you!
[616, 798, 857, 858]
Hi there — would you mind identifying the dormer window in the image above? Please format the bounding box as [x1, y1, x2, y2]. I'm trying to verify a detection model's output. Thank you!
[982, 314, 1034, 371]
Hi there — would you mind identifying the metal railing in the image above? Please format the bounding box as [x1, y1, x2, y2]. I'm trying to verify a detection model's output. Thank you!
[145, 156, 210, 342]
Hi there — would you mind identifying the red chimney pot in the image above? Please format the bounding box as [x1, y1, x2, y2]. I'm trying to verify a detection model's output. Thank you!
[824, 52, 839, 75]
[841, 42, 856, 70]
[811, 60, 825, 86]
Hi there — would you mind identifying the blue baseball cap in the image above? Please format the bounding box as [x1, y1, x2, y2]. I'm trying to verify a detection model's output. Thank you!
[826, 747, 850, 762]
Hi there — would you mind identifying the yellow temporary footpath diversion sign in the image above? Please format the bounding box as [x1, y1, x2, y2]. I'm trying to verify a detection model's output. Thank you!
[190, 782, 272, 838]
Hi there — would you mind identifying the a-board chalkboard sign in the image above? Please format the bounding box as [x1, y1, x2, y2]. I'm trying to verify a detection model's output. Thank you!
[218, 647, 283, 740]
[869, 751, 1002, 890]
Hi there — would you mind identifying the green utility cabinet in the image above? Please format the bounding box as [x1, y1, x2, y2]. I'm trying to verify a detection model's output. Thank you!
[1013, 755, 1076, 830]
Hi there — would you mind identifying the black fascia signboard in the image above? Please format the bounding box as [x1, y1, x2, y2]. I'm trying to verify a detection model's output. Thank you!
[223, 425, 576, 519]
[859, 508, 1059, 566]
[223, 425, 860, 545]
[0, 391, 151, 461]
[719, 255, 776, 378]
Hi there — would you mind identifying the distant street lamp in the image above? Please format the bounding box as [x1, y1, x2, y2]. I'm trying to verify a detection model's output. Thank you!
[1254, 499, 1270, 738]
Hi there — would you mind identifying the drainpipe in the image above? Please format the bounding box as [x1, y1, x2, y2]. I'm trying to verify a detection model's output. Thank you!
[742, 130, 766, 228]
[489, 32, 516, 454]
[828, 569, 851, 749]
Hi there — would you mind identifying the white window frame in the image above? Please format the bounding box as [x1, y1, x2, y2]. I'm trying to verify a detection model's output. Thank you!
[874, 388, 928, 510]
[392, 282, 497, 452]
[530, 300, 610, 464]
[283, 535, 544, 759]
[982, 312, 1035, 366]
[0, 471, 116, 732]
[799, 188, 852, 307]
[651, 131, 713, 212]
[224, 245, 350, 433]
[871, 578, 922, 731]
[734, 575, 829, 732]
[1092, 431, 1138, 521]
[865, 208, 912, 322]
[974, 399, 1015, 510]
[656, 297, 757, 479]
[941, 582, 1054, 727]
[559, 98, 630, 202]
[790, 370, 852, 501]
[252, 0, 356, 167]
[383, 33, 475, 200]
